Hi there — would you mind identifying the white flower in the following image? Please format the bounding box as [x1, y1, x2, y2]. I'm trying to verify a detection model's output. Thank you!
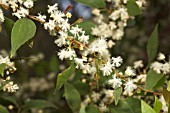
[125, 66, 136, 76]
[9, 0, 18, 12]
[70, 25, 82, 37]
[66, 12, 72, 18]
[109, 10, 120, 21]
[50, 10, 65, 23]
[44, 20, 56, 31]
[47, 3, 58, 14]
[119, 8, 129, 20]
[134, 60, 144, 69]
[59, 19, 70, 31]
[24, 0, 34, 8]
[134, 74, 146, 83]
[112, 56, 123, 67]
[74, 57, 87, 69]
[150, 61, 163, 74]
[103, 89, 114, 98]
[108, 74, 122, 88]
[100, 60, 113, 76]
[78, 31, 89, 44]
[35, 13, 46, 23]
[55, 31, 68, 47]
[124, 79, 137, 93]
[3, 82, 19, 93]
[162, 62, 170, 74]
[12, 7, 29, 19]
[157, 52, 165, 61]
[0, 8, 4, 23]
[159, 95, 168, 113]
[99, 102, 108, 112]
[92, 9, 100, 16]
[58, 47, 76, 60]
[107, 40, 115, 48]
[91, 91, 101, 102]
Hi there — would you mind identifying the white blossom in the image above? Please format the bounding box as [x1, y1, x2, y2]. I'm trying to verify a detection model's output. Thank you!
[112, 56, 123, 67]
[124, 79, 137, 95]
[134, 60, 144, 69]
[100, 60, 113, 76]
[0, 8, 4, 23]
[125, 66, 136, 76]
[58, 47, 76, 60]
[3, 82, 19, 93]
[91, 91, 101, 102]
[108, 74, 122, 88]
[24, 0, 34, 8]
[157, 52, 166, 61]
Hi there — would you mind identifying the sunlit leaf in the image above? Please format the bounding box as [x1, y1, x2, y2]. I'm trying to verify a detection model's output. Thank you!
[153, 96, 162, 113]
[11, 18, 36, 57]
[141, 100, 156, 113]
[114, 87, 122, 105]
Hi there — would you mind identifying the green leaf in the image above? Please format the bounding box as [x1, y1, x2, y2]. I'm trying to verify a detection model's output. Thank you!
[153, 75, 166, 89]
[49, 55, 59, 73]
[114, 87, 122, 105]
[147, 24, 159, 64]
[127, 0, 142, 16]
[0, 105, 9, 113]
[73, 81, 90, 95]
[79, 105, 86, 113]
[110, 98, 141, 113]
[4, 17, 14, 37]
[23, 99, 57, 110]
[153, 96, 162, 113]
[0, 63, 6, 77]
[11, 18, 36, 57]
[64, 82, 81, 113]
[146, 70, 163, 90]
[74, 0, 106, 8]
[167, 81, 170, 91]
[163, 89, 170, 106]
[86, 105, 100, 113]
[55, 61, 76, 91]
[141, 100, 156, 113]
[78, 21, 95, 35]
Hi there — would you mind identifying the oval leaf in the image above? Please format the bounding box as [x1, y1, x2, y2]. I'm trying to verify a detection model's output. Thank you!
[114, 87, 122, 105]
[23, 99, 58, 110]
[141, 100, 156, 113]
[147, 24, 159, 64]
[64, 82, 81, 113]
[74, 0, 106, 8]
[145, 70, 163, 90]
[153, 96, 162, 113]
[4, 17, 14, 37]
[11, 18, 36, 57]
[55, 61, 76, 91]
[127, 0, 142, 16]
[0, 105, 9, 113]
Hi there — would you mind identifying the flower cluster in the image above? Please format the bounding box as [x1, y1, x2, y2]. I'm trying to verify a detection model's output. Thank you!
[0, 52, 18, 93]
[91, 0, 146, 48]
[0, 0, 35, 19]
[151, 53, 170, 74]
